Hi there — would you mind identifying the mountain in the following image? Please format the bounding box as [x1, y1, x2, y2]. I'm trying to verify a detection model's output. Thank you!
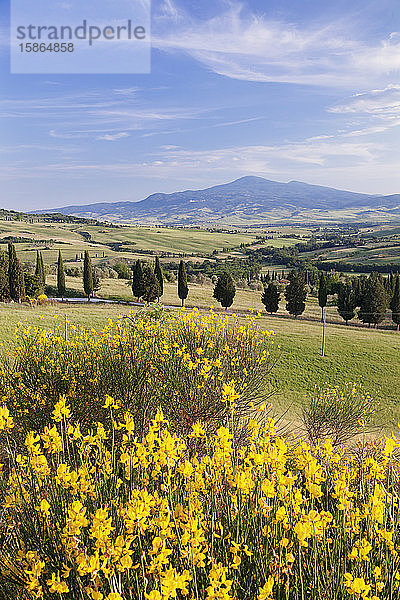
[32, 177, 400, 225]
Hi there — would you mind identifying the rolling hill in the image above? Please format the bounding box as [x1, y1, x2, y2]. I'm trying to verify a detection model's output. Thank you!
[32, 177, 400, 225]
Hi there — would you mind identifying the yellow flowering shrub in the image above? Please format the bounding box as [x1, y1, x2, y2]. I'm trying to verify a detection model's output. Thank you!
[0, 396, 400, 599]
[0, 309, 276, 437]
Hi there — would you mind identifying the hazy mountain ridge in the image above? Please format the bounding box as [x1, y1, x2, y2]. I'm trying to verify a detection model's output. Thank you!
[32, 177, 400, 224]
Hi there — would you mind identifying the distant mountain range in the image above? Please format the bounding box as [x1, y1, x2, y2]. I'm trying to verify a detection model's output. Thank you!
[32, 177, 400, 225]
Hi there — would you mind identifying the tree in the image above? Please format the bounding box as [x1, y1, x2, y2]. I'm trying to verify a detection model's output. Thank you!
[337, 282, 357, 325]
[93, 268, 101, 296]
[132, 260, 145, 301]
[24, 273, 42, 298]
[83, 251, 94, 301]
[0, 251, 9, 301]
[35, 251, 45, 291]
[359, 273, 388, 327]
[213, 271, 236, 310]
[178, 260, 189, 307]
[261, 282, 280, 314]
[35, 251, 46, 289]
[8, 242, 25, 303]
[154, 256, 164, 300]
[142, 265, 161, 304]
[285, 270, 307, 318]
[113, 261, 131, 280]
[57, 250, 66, 300]
[390, 274, 400, 331]
[352, 277, 363, 307]
[318, 273, 328, 322]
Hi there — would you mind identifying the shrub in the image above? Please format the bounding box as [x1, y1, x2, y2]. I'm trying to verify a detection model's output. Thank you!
[301, 383, 377, 445]
[1, 309, 276, 439]
[0, 400, 399, 600]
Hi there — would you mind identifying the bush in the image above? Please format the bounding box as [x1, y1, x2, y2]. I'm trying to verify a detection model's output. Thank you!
[301, 383, 377, 445]
[113, 261, 132, 280]
[0, 401, 399, 600]
[1, 309, 276, 439]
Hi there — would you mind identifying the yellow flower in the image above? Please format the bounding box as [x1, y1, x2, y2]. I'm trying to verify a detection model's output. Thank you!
[0, 405, 14, 432]
[40, 498, 50, 515]
[188, 421, 206, 438]
[145, 592, 162, 600]
[52, 396, 71, 422]
[47, 571, 69, 594]
[258, 576, 274, 600]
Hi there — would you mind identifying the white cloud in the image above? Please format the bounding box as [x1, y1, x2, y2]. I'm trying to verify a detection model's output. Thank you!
[328, 84, 400, 136]
[330, 85, 400, 117]
[97, 132, 130, 141]
[153, 2, 400, 88]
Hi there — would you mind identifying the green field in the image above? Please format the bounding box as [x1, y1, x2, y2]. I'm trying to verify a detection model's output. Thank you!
[0, 220, 309, 267]
[1, 301, 398, 432]
[0, 221, 262, 263]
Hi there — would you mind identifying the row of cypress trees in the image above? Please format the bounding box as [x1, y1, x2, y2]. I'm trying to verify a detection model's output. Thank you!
[131, 257, 192, 306]
[261, 269, 400, 328]
[319, 271, 400, 328]
[0, 245, 67, 302]
[131, 257, 237, 309]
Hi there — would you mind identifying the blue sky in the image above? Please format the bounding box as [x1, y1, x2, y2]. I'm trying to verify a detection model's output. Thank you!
[1, 0, 400, 211]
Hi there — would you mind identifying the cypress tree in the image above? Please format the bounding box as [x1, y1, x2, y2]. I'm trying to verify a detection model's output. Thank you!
[35, 250, 41, 279]
[213, 271, 236, 310]
[93, 268, 101, 296]
[154, 256, 164, 300]
[318, 272, 328, 322]
[261, 282, 280, 314]
[132, 260, 145, 300]
[142, 265, 161, 304]
[352, 277, 363, 307]
[359, 273, 388, 327]
[8, 242, 25, 302]
[83, 251, 94, 301]
[390, 274, 400, 331]
[57, 250, 66, 300]
[40, 252, 46, 287]
[0, 251, 9, 301]
[178, 260, 189, 307]
[35, 251, 45, 290]
[337, 282, 357, 325]
[285, 270, 307, 318]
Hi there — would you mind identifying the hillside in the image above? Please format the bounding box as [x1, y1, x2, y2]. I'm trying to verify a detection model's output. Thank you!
[32, 177, 400, 225]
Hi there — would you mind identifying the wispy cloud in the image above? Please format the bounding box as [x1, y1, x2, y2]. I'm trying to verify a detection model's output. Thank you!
[330, 85, 400, 117]
[0, 89, 206, 139]
[97, 132, 130, 141]
[328, 84, 400, 136]
[153, 2, 400, 88]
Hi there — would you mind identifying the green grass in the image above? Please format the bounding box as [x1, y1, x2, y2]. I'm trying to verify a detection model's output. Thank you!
[1, 299, 398, 432]
[0, 221, 264, 262]
[0, 221, 308, 268]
